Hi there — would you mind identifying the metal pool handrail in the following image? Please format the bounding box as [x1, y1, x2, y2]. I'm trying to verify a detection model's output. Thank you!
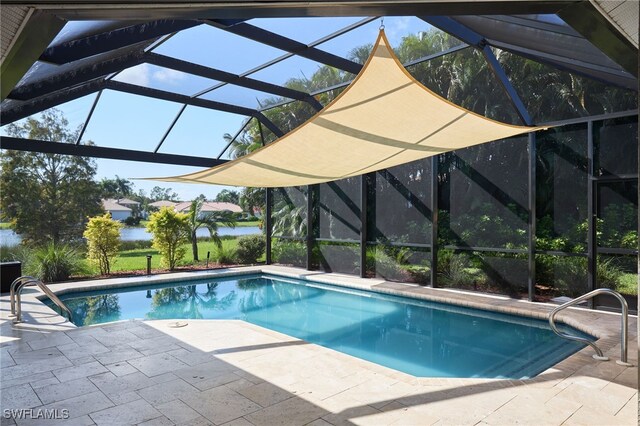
[9, 276, 39, 315]
[10, 275, 72, 323]
[548, 288, 631, 366]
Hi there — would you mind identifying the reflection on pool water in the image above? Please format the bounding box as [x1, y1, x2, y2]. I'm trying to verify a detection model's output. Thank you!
[51, 274, 592, 379]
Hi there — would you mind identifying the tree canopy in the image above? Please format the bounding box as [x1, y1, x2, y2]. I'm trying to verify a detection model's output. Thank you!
[215, 189, 240, 205]
[0, 109, 103, 244]
[99, 176, 134, 199]
[149, 186, 179, 202]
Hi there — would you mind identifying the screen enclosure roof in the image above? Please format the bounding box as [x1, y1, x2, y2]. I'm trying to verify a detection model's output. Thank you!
[0, 1, 637, 170]
[150, 30, 542, 187]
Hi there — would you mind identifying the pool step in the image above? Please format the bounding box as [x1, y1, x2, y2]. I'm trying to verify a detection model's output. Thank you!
[478, 338, 579, 379]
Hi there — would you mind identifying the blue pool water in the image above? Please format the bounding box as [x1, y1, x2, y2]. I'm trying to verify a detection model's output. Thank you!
[51, 274, 591, 379]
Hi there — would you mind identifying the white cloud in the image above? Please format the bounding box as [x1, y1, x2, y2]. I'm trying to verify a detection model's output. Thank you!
[392, 16, 410, 31]
[152, 68, 186, 85]
[115, 63, 151, 86]
[112, 64, 187, 87]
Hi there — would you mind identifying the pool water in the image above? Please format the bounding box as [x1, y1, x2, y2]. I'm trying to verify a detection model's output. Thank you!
[51, 274, 591, 379]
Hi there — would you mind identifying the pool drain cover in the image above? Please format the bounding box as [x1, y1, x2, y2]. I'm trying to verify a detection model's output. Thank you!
[168, 321, 188, 328]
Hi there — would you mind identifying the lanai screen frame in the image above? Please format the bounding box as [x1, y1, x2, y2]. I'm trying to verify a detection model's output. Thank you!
[265, 110, 637, 311]
[0, 2, 638, 310]
[1, 1, 637, 161]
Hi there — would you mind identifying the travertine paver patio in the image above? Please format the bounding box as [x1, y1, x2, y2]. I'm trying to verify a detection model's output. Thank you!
[0, 266, 637, 425]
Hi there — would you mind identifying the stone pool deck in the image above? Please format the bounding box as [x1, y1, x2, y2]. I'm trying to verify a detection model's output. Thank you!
[0, 265, 637, 425]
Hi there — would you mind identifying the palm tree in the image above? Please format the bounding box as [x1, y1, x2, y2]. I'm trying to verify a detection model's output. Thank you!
[225, 125, 263, 159]
[186, 198, 236, 261]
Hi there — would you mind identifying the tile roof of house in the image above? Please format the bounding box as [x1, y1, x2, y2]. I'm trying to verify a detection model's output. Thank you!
[209, 202, 243, 213]
[115, 198, 140, 205]
[174, 201, 243, 213]
[102, 199, 131, 212]
[149, 200, 178, 208]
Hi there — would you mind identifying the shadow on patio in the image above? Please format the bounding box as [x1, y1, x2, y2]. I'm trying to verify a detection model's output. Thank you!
[1, 315, 636, 425]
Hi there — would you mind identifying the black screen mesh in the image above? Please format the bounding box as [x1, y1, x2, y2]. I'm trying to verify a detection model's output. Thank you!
[536, 125, 588, 248]
[272, 186, 307, 238]
[597, 181, 638, 250]
[374, 160, 432, 245]
[271, 186, 307, 268]
[595, 117, 638, 177]
[266, 115, 637, 309]
[315, 242, 360, 274]
[318, 178, 361, 241]
[441, 137, 529, 250]
[535, 254, 589, 299]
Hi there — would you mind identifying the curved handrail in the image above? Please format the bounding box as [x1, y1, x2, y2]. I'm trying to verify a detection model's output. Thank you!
[548, 288, 630, 365]
[34, 281, 73, 321]
[10, 276, 39, 315]
[12, 276, 72, 323]
[12, 279, 39, 319]
[14, 279, 40, 322]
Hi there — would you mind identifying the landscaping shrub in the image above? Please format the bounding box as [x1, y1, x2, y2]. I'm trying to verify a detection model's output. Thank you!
[272, 241, 305, 265]
[363, 246, 431, 284]
[367, 247, 406, 281]
[236, 235, 265, 264]
[616, 273, 638, 296]
[0, 244, 20, 262]
[549, 257, 589, 297]
[30, 243, 85, 282]
[535, 255, 625, 297]
[438, 251, 488, 290]
[406, 265, 431, 285]
[84, 213, 122, 275]
[123, 216, 141, 226]
[146, 207, 190, 270]
[213, 244, 237, 265]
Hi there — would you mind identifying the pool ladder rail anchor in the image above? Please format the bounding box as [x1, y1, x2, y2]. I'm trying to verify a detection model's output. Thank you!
[548, 288, 633, 367]
[9, 275, 73, 323]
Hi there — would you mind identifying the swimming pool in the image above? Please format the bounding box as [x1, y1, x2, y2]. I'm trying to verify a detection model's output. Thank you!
[50, 274, 591, 379]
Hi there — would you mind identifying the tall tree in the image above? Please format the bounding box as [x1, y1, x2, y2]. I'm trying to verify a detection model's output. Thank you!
[240, 187, 266, 217]
[149, 186, 179, 202]
[215, 189, 240, 204]
[99, 176, 134, 199]
[0, 109, 102, 244]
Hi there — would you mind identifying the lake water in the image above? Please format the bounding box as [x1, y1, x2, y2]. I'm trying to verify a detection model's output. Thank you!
[0, 226, 260, 246]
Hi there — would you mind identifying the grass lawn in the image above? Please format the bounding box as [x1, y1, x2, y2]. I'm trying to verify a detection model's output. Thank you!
[231, 221, 261, 227]
[0, 222, 13, 230]
[111, 238, 242, 272]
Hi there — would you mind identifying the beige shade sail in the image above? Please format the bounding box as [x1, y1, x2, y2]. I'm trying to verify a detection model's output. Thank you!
[149, 30, 542, 188]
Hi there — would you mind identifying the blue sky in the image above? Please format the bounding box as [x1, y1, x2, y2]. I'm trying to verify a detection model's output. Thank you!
[2, 17, 433, 200]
